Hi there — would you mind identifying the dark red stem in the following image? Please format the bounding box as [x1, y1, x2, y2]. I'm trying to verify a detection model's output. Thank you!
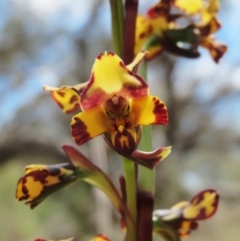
[122, 0, 138, 64]
[137, 190, 154, 241]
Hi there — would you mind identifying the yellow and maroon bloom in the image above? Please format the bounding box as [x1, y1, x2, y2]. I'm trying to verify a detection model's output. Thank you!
[153, 189, 219, 239]
[69, 51, 170, 169]
[16, 163, 79, 209]
[135, 0, 226, 62]
[16, 145, 124, 214]
[44, 51, 170, 169]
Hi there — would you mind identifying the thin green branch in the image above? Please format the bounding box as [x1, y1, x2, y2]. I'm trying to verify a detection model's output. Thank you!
[123, 157, 137, 241]
[109, 0, 124, 56]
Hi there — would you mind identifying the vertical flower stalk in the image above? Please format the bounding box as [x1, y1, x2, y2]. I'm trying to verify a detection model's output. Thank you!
[122, 1, 139, 241]
[109, 0, 124, 56]
[110, 1, 139, 240]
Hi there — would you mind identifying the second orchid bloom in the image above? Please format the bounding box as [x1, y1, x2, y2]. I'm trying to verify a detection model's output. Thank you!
[44, 51, 171, 169]
[135, 0, 227, 62]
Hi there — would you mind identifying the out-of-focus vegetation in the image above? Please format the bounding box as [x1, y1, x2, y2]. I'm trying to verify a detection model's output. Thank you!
[0, 0, 240, 240]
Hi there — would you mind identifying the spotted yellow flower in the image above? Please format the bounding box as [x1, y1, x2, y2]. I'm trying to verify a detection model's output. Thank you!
[153, 189, 219, 239]
[45, 51, 171, 169]
[16, 163, 79, 209]
[135, 0, 226, 62]
[16, 146, 124, 213]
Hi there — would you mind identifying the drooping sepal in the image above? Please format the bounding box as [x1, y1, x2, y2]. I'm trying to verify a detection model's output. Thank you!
[104, 130, 171, 169]
[131, 146, 171, 169]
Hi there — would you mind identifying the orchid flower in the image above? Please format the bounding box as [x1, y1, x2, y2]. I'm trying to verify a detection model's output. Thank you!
[44, 51, 171, 169]
[135, 0, 227, 62]
[153, 189, 219, 240]
[16, 145, 124, 215]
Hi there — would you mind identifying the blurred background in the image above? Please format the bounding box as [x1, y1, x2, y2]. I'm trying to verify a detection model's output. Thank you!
[0, 0, 240, 240]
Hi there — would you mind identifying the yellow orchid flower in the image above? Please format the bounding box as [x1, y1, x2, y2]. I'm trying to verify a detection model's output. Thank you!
[153, 189, 219, 239]
[134, 0, 170, 60]
[16, 163, 79, 209]
[43, 52, 147, 113]
[16, 146, 125, 214]
[44, 51, 170, 169]
[134, 0, 226, 62]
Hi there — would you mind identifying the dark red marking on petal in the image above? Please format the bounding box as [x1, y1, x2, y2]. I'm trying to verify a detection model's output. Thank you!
[80, 74, 95, 108]
[50, 92, 64, 109]
[139, 32, 146, 39]
[30, 170, 48, 185]
[69, 95, 78, 104]
[97, 53, 104, 60]
[153, 99, 168, 125]
[114, 127, 136, 154]
[71, 117, 91, 145]
[66, 103, 80, 114]
[107, 51, 114, 56]
[57, 91, 66, 97]
[119, 60, 125, 69]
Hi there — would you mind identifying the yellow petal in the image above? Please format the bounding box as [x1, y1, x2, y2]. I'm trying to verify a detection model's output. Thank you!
[183, 189, 219, 220]
[71, 105, 111, 145]
[16, 175, 45, 201]
[16, 164, 77, 202]
[44, 83, 86, 113]
[80, 52, 148, 110]
[208, 0, 220, 13]
[173, 0, 204, 14]
[130, 96, 168, 126]
[134, 15, 167, 56]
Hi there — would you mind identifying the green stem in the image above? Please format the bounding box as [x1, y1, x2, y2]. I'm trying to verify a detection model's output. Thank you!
[138, 60, 155, 194]
[123, 157, 137, 241]
[109, 0, 124, 56]
[137, 60, 155, 241]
